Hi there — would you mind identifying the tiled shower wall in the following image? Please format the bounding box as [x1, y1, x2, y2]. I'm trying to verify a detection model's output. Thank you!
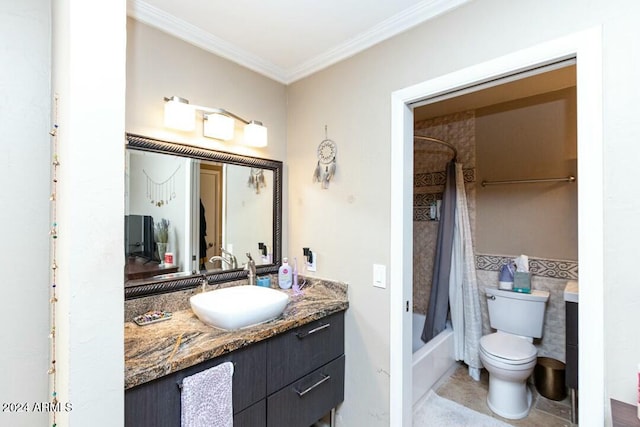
[413, 112, 577, 363]
[413, 111, 476, 315]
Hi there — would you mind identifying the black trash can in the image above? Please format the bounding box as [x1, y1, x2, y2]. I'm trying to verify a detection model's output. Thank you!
[534, 357, 567, 401]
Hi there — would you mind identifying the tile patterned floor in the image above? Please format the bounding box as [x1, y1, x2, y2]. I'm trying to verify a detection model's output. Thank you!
[434, 364, 577, 427]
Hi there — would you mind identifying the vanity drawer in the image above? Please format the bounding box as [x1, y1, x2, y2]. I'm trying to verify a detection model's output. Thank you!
[266, 311, 344, 394]
[125, 340, 266, 427]
[177, 339, 267, 414]
[234, 399, 266, 427]
[267, 355, 345, 427]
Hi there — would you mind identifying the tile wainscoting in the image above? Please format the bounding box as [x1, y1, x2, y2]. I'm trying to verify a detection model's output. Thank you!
[476, 254, 578, 281]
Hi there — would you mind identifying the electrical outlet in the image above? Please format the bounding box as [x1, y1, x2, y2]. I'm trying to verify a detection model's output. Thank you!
[373, 264, 386, 288]
[306, 252, 317, 272]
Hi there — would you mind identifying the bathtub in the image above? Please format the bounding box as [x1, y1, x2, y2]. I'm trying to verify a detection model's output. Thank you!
[412, 313, 456, 406]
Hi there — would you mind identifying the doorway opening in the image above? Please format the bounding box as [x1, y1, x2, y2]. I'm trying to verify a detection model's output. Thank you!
[411, 61, 577, 422]
[390, 28, 603, 426]
[200, 162, 224, 270]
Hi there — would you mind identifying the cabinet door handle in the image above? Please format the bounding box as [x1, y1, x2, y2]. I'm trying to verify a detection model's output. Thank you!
[296, 323, 330, 339]
[295, 374, 331, 397]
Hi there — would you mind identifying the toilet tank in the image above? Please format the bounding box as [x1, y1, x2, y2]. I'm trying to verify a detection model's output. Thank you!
[485, 287, 550, 338]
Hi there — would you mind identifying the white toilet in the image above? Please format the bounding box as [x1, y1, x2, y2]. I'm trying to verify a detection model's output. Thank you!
[479, 287, 550, 420]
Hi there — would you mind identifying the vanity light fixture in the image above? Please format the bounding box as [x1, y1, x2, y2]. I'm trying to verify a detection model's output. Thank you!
[242, 120, 268, 147]
[163, 96, 195, 131]
[163, 96, 268, 147]
[203, 112, 234, 141]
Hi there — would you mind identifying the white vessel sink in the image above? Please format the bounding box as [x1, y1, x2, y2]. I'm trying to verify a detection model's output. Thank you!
[190, 285, 289, 330]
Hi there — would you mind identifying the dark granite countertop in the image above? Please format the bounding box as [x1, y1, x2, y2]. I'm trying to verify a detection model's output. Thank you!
[124, 280, 348, 389]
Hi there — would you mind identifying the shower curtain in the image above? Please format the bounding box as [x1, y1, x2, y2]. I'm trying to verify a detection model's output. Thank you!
[422, 161, 456, 343]
[448, 162, 483, 381]
[421, 161, 483, 380]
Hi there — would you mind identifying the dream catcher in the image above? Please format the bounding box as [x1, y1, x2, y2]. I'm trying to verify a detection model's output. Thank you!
[312, 125, 337, 189]
[248, 168, 267, 194]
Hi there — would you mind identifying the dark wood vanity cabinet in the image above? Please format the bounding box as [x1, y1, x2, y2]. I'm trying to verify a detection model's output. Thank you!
[125, 311, 345, 427]
[125, 340, 267, 427]
[266, 312, 345, 427]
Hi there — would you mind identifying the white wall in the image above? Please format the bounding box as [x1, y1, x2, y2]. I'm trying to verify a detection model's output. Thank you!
[476, 88, 578, 260]
[0, 1, 50, 425]
[125, 18, 288, 257]
[52, 0, 126, 425]
[288, 0, 640, 424]
[128, 151, 189, 269]
[224, 165, 274, 263]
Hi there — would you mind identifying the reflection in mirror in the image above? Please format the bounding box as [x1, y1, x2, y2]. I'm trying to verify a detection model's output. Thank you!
[199, 162, 274, 272]
[125, 150, 189, 280]
[124, 133, 282, 299]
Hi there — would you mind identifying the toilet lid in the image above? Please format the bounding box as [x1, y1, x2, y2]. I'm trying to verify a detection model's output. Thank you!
[480, 333, 536, 362]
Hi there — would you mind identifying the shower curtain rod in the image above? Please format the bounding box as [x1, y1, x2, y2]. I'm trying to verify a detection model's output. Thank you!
[414, 135, 457, 160]
[481, 175, 576, 187]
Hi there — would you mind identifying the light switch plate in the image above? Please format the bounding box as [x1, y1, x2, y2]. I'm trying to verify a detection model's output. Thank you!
[373, 264, 386, 288]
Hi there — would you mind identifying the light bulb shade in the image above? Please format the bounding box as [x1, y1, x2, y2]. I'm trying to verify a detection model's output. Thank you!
[164, 97, 195, 131]
[203, 113, 235, 140]
[243, 121, 268, 147]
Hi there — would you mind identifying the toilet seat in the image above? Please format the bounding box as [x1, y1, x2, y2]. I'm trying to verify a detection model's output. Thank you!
[480, 333, 537, 365]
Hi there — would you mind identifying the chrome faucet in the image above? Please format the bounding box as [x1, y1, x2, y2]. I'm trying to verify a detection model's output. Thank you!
[244, 253, 256, 286]
[209, 247, 238, 270]
[220, 247, 238, 269]
[200, 273, 208, 293]
[209, 255, 234, 270]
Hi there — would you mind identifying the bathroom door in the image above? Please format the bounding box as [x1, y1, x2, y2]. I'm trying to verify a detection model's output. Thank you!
[200, 164, 223, 270]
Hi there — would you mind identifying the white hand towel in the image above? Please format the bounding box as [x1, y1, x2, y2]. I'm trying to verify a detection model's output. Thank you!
[181, 361, 234, 427]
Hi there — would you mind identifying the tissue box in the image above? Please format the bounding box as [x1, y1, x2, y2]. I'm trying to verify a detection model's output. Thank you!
[513, 272, 531, 293]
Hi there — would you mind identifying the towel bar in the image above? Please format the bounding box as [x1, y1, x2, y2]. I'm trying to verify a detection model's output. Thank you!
[177, 361, 236, 389]
[481, 175, 575, 187]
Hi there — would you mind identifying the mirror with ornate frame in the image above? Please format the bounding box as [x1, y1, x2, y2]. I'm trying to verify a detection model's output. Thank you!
[124, 133, 282, 299]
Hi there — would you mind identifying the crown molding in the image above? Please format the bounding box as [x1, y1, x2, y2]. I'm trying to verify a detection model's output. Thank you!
[285, 0, 471, 83]
[127, 0, 289, 83]
[128, 0, 470, 85]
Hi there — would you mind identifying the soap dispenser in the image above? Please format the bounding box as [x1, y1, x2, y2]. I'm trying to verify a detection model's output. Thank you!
[278, 258, 292, 289]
